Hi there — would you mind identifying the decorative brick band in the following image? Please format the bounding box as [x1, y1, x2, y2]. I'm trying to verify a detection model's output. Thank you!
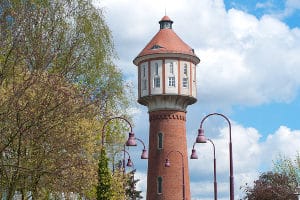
[149, 112, 186, 121]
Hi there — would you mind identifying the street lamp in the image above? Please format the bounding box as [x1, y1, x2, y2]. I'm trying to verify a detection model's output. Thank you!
[113, 149, 134, 174]
[135, 137, 148, 159]
[190, 139, 217, 200]
[113, 137, 148, 174]
[101, 116, 137, 147]
[165, 150, 185, 200]
[196, 113, 234, 200]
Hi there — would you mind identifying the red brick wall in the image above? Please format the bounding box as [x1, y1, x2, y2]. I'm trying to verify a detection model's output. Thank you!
[146, 110, 191, 200]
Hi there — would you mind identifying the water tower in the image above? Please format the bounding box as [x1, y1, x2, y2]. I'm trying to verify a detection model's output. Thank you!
[133, 16, 200, 200]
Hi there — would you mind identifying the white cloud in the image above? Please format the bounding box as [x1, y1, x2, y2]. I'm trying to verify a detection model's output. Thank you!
[197, 8, 300, 108]
[262, 126, 300, 165]
[98, 0, 300, 109]
[134, 171, 148, 198]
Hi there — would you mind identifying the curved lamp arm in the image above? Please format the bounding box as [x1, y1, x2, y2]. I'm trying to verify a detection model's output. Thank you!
[101, 116, 136, 147]
[199, 113, 231, 141]
[136, 137, 148, 159]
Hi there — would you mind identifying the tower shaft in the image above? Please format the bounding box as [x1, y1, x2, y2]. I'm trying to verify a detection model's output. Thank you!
[147, 110, 190, 200]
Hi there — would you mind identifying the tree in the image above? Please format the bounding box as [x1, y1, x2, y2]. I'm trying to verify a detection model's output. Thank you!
[273, 153, 300, 187]
[241, 171, 298, 200]
[0, 0, 132, 198]
[0, 72, 100, 199]
[126, 169, 143, 200]
[97, 148, 114, 200]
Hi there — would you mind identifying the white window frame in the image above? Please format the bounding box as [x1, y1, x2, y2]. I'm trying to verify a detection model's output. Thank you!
[154, 76, 160, 88]
[168, 76, 175, 87]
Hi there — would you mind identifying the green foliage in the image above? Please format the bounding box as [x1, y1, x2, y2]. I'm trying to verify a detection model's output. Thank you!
[126, 169, 143, 200]
[97, 148, 114, 200]
[273, 153, 300, 186]
[0, 0, 133, 198]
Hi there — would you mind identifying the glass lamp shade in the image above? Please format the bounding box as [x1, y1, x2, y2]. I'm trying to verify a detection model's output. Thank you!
[141, 149, 148, 159]
[127, 158, 133, 167]
[190, 149, 198, 159]
[165, 159, 171, 167]
[126, 132, 137, 146]
[196, 128, 207, 143]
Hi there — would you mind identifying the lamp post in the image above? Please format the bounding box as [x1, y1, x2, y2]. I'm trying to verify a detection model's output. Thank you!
[165, 150, 185, 200]
[196, 113, 234, 200]
[190, 139, 217, 200]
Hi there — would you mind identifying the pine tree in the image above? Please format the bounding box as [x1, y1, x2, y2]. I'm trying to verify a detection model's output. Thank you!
[97, 148, 113, 200]
[126, 169, 143, 200]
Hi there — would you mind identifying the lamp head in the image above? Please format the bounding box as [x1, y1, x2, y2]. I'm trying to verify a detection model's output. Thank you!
[165, 159, 170, 167]
[141, 149, 148, 159]
[127, 158, 133, 167]
[190, 149, 198, 159]
[196, 128, 207, 143]
[126, 132, 137, 146]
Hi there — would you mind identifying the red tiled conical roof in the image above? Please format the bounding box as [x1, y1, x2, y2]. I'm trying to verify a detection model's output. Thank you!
[134, 16, 199, 63]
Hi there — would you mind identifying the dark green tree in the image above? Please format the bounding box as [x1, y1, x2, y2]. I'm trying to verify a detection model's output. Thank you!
[126, 169, 143, 200]
[97, 148, 114, 200]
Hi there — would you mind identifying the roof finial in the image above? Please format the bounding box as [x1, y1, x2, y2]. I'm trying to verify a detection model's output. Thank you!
[165, 8, 167, 16]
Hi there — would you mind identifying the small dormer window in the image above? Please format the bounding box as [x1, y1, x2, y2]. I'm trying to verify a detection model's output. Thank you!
[151, 44, 162, 50]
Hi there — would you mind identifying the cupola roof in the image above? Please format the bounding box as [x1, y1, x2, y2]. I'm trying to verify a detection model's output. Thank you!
[133, 16, 200, 64]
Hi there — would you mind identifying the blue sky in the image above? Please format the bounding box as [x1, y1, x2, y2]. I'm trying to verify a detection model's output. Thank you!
[223, 0, 300, 139]
[96, 0, 300, 199]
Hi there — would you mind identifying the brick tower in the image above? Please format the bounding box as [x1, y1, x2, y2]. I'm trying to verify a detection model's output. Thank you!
[133, 16, 200, 200]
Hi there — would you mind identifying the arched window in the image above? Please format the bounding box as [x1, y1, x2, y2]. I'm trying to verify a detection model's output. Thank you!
[158, 132, 163, 149]
[157, 176, 163, 194]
